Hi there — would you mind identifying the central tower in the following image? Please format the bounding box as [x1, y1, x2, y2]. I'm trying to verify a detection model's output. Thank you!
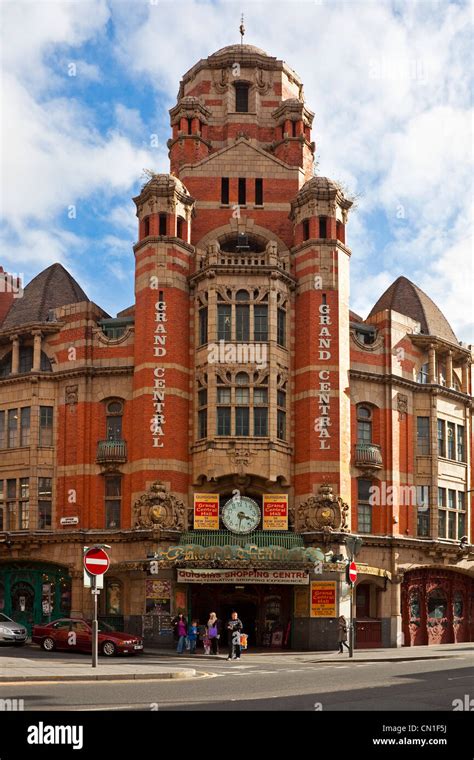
[131, 43, 353, 529]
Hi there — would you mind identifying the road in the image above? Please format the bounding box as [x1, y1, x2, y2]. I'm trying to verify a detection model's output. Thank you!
[0, 645, 472, 711]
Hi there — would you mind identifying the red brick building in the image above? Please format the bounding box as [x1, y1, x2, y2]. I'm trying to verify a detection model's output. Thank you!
[0, 44, 473, 650]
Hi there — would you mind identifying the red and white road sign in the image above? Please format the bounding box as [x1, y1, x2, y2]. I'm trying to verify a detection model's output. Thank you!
[84, 547, 110, 576]
[348, 561, 358, 584]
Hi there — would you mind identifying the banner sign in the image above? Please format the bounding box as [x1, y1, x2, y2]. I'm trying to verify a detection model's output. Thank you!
[262, 494, 288, 530]
[310, 581, 337, 617]
[177, 569, 309, 584]
[194, 494, 219, 530]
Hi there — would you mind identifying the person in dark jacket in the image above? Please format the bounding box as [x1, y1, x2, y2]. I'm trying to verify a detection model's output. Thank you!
[227, 611, 243, 660]
[337, 615, 350, 653]
[172, 613, 187, 654]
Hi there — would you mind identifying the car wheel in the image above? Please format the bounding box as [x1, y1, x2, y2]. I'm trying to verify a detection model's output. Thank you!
[102, 641, 116, 657]
[42, 637, 55, 652]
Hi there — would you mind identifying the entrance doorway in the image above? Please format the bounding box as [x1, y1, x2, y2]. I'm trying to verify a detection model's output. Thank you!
[0, 562, 72, 635]
[189, 584, 293, 649]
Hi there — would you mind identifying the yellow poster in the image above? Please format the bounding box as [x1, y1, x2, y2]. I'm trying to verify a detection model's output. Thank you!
[310, 581, 337, 618]
[194, 493, 219, 530]
[263, 494, 288, 530]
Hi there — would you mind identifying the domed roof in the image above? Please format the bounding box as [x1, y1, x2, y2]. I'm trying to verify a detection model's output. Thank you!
[368, 276, 458, 343]
[290, 176, 353, 217]
[300, 176, 343, 194]
[2, 263, 89, 328]
[209, 44, 269, 59]
[134, 173, 192, 205]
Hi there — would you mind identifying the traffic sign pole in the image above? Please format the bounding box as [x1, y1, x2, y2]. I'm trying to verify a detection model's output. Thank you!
[83, 545, 110, 669]
[92, 575, 98, 669]
[347, 561, 358, 659]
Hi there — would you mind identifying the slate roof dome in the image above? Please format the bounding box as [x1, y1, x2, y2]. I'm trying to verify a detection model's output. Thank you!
[2, 263, 89, 329]
[208, 44, 269, 59]
[368, 276, 458, 343]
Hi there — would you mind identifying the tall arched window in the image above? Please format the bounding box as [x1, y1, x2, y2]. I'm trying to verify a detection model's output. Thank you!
[357, 405, 372, 443]
[427, 588, 447, 619]
[106, 400, 123, 441]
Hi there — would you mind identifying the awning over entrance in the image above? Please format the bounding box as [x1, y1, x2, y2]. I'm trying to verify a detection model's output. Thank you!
[150, 530, 325, 569]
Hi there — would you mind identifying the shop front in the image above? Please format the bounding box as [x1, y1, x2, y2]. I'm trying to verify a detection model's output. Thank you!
[0, 562, 72, 634]
[146, 532, 327, 650]
[402, 568, 474, 646]
[186, 572, 302, 648]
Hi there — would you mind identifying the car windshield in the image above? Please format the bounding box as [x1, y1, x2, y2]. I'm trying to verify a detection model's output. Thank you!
[0, 613, 12, 623]
[93, 621, 114, 633]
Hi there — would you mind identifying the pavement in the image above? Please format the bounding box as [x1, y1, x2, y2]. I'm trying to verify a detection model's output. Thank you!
[0, 652, 196, 683]
[144, 640, 474, 663]
[0, 641, 471, 683]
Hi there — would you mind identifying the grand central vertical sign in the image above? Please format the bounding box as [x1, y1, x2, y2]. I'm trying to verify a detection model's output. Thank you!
[314, 298, 332, 450]
[151, 297, 167, 448]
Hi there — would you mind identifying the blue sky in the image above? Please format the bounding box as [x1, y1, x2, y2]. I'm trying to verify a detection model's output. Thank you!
[1, 0, 473, 341]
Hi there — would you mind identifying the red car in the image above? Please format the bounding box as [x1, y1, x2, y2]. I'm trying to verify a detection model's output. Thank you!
[32, 618, 144, 656]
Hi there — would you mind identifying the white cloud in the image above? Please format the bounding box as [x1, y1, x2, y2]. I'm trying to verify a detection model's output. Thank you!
[0, 0, 110, 89]
[1, 0, 471, 341]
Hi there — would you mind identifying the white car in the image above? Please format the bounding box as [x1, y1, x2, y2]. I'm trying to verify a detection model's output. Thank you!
[0, 613, 28, 645]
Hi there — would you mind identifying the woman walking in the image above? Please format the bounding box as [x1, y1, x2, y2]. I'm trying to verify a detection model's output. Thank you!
[337, 615, 350, 654]
[206, 612, 221, 655]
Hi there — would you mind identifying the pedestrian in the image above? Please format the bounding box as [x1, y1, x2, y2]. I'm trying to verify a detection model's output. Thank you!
[206, 612, 221, 655]
[227, 610, 243, 660]
[172, 613, 188, 654]
[188, 619, 198, 654]
[337, 615, 350, 653]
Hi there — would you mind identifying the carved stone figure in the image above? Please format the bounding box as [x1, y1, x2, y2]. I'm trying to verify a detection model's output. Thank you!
[133, 481, 186, 531]
[297, 484, 349, 535]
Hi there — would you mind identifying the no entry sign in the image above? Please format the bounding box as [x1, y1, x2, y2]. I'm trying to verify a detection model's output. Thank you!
[84, 547, 110, 576]
[348, 561, 358, 584]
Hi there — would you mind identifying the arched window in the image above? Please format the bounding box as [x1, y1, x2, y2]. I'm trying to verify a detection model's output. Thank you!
[106, 400, 123, 441]
[357, 405, 372, 443]
[0, 349, 52, 377]
[453, 591, 463, 619]
[409, 591, 421, 620]
[427, 588, 447, 619]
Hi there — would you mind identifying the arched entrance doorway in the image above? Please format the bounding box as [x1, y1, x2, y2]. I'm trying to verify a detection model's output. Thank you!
[0, 562, 72, 635]
[402, 568, 473, 646]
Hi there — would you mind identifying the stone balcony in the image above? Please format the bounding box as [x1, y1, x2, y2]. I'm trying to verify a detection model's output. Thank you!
[354, 442, 383, 470]
[96, 440, 127, 465]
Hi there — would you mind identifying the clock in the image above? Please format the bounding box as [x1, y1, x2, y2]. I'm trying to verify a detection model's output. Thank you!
[221, 496, 261, 534]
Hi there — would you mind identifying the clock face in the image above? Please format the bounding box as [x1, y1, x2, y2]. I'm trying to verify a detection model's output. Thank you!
[222, 496, 261, 534]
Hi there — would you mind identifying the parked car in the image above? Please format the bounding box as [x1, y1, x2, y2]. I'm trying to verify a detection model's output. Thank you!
[32, 618, 143, 656]
[0, 613, 28, 646]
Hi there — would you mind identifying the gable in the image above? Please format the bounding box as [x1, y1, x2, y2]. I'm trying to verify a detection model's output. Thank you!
[179, 139, 302, 180]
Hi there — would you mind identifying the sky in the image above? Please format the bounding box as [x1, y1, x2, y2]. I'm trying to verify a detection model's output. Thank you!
[1, 0, 473, 342]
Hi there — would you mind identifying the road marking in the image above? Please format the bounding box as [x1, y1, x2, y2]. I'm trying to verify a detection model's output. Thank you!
[447, 675, 474, 681]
